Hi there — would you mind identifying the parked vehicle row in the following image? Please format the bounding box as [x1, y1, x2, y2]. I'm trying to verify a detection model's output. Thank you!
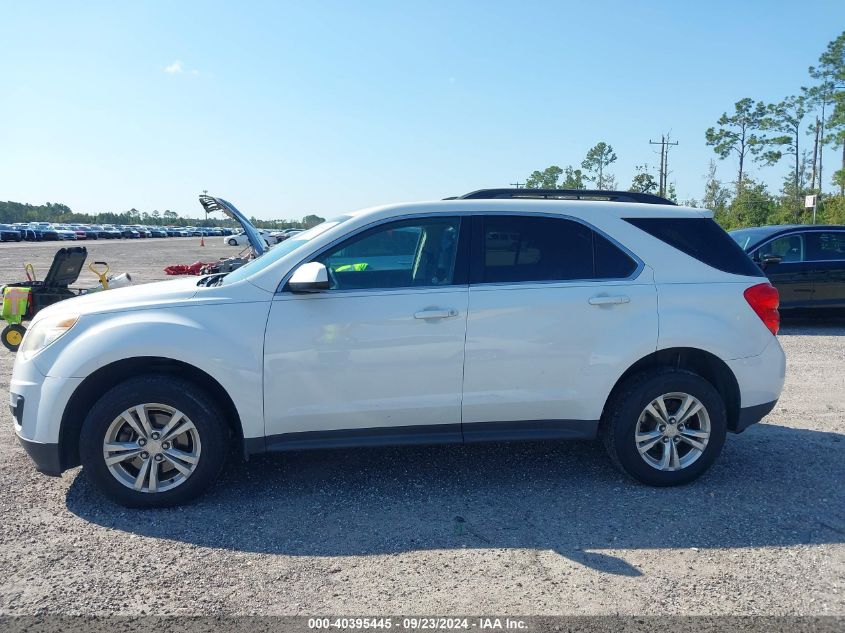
[226, 227, 304, 247]
[0, 222, 239, 242]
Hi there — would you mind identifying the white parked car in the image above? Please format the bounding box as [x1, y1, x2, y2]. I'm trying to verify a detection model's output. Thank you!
[49, 224, 78, 240]
[270, 228, 304, 243]
[11, 190, 785, 507]
[225, 230, 271, 247]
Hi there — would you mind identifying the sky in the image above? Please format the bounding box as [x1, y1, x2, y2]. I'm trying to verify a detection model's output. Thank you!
[2, 0, 844, 220]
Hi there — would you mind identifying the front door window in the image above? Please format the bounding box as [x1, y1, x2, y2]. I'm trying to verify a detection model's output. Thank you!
[317, 218, 462, 290]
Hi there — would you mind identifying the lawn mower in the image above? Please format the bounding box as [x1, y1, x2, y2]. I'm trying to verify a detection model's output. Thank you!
[1, 246, 133, 351]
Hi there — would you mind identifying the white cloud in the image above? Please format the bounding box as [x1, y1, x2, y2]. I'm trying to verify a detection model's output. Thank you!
[164, 60, 199, 75]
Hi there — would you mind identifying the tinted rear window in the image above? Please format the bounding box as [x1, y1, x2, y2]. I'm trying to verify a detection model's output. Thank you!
[594, 232, 638, 278]
[480, 216, 593, 283]
[477, 216, 638, 283]
[806, 231, 845, 261]
[625, 217, 764, 277]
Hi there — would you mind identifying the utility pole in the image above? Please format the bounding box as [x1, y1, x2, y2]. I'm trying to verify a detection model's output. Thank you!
[811, 118, 820, 191]
[653, 137, 665, 196]
[649, 134, 679, 198]
[510, 181, 524, 189]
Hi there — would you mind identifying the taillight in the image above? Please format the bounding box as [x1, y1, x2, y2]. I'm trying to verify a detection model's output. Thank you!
[743, 283, 780, 335]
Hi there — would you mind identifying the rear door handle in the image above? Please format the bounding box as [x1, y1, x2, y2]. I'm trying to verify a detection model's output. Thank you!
[588, 295, 630, 306]
[414, 308, 459, 320]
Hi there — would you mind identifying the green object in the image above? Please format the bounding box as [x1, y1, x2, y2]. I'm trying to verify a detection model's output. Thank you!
[2, 286, 30, 325]
[334, 262, 369, 272]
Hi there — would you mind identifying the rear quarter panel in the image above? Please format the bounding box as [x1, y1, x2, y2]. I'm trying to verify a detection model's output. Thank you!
[656, 280, 777, 360]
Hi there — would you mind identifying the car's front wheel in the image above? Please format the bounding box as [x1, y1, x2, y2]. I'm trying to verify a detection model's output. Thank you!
[602, 369, 727, 486]
[79, 375, 229, 507]
[227, 238, 237, 246]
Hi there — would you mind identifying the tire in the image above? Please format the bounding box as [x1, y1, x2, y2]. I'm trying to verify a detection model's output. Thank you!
[228, 238, 237, 246]
[79, 374, 229, 507]
[1, 324, 27, 351]
[601, 369, 727, 486]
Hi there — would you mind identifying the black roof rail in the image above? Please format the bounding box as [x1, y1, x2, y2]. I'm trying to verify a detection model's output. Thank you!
[455, 188, 676, 205]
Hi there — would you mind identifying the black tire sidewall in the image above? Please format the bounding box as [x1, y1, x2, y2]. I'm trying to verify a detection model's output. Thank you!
[608, 371, 727, 486]
[79, 375, 229, 508]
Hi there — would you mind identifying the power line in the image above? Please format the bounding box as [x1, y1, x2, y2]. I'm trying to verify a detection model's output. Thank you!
[510, 181, 524, 189]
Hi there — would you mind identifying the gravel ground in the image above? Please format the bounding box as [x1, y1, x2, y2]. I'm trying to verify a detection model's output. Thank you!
[0, 239, 843, 616]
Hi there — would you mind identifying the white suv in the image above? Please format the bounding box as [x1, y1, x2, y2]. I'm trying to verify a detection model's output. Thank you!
[10, 190, 785, 507]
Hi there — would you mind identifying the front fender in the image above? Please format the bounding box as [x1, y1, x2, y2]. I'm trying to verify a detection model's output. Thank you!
[34, 301, 272, 440]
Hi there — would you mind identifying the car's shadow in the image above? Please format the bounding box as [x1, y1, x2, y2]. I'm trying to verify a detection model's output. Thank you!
[66, 423, 845, 577]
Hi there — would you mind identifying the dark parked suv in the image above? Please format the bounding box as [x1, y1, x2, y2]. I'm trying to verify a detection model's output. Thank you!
[731, 225, 845, 310]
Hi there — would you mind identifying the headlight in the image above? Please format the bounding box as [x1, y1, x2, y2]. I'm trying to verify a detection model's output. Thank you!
[19, 314, 78, 360]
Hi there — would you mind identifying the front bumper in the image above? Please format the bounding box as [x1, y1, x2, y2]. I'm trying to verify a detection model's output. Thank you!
[11, 392, 62, 476]
[11, 352, 83, 476]
[16, 435, 62, 476]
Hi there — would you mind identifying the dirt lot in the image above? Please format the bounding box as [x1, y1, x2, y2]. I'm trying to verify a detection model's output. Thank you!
[0, 238, 843, 616]
[0, 236, 236, 286]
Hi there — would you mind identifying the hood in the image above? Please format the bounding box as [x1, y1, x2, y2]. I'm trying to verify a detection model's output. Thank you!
[34, 276, 201, 321]
[198, 195, 266, 256]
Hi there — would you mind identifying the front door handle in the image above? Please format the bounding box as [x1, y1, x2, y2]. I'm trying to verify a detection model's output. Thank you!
[588, 295, 630, 306]
[414, 308, 459, 320]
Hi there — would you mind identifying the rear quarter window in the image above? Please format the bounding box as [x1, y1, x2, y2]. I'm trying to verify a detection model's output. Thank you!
[625, 217, 764, 277]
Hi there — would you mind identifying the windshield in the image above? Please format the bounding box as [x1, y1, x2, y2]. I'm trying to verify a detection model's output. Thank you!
[221, 216, 352, 285]
[729, 227, 778, 251]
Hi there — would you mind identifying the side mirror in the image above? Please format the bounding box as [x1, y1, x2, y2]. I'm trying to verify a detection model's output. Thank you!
[760, 254, 782, 269]
[288, 262, 329, 292]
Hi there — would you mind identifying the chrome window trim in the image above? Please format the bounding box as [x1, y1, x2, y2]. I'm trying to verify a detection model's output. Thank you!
[276, 209, 645, 294]
[274, 285, 470, 300]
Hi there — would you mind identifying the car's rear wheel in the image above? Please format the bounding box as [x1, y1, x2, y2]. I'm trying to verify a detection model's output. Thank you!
[602, 369, 726, 486]
[79, 375, 229, 507]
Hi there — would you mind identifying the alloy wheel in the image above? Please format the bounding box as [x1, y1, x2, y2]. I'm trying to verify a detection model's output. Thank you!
[102, 403, 202, 493]
[635, 392, 711, 471]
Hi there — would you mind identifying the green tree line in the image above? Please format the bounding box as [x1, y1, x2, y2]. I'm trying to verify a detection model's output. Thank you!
[0, 200, 325, 231]
[522, 31, 845, 230]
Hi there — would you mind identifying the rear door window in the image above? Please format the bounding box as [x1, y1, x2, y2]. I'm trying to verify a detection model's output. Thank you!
[595, 231, 638, 278]
[475, 216, 637, 283]
[805, 231, 845, 261]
